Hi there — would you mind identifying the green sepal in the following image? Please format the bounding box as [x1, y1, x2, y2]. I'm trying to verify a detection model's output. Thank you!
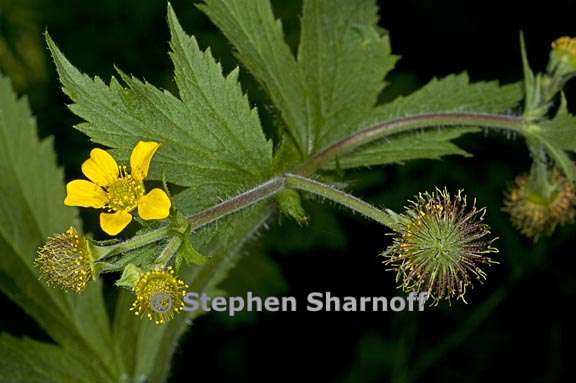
[115, 264, 143, 289]
[101, 242, 163, 273]
[275, 188, 309, 225]
[169, 210, 208, 269]
[177, 238, 208, 270]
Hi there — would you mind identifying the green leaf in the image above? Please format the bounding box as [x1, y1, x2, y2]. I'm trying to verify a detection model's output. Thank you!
[328, 127, 479, 169]
[111, 290, 168, 382]
[145, 204, 275, 382]
[298, 0, 399, 150]
[540, 105, 576, 152]
[178, 237, 208, 267]
[540, 138, 576, 182]
[46, 7, 273, 207]
[327, 74, 522, 168]
[198, 0, 310, 156]
[200, 0, 400, 156]
[537, 105, 576, 181]
[520, 32, 536, 111]
[45, 6, 279, 379]
[0, 74, 119, 381]
[110, 175, 273, 383]
[0, 335, 96, 383]
[371, 73, 521, 120]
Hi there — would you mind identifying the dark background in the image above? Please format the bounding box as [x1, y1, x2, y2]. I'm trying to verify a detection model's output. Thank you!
[1, 0, 575, 382]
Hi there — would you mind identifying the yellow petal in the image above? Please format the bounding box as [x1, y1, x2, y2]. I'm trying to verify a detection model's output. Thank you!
[64, 180, 108, 208]
[130, 141, 160, 181]
[100, 211, 133, 236]
[81, 148, 119, 187]
[138, 188, 171, 220]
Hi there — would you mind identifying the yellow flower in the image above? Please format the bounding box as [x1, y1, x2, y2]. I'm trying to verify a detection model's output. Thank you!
[64, 141, 171, 235]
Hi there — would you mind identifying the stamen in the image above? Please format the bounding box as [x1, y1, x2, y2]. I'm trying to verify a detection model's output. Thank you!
[106, 166, 145, 212]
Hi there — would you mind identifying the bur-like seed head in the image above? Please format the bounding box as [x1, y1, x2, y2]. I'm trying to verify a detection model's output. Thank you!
[35, 227, 95, 293]
[504, 171, 575, 240]
[130, 266, 187, 325]
[383, 188, 498, 304]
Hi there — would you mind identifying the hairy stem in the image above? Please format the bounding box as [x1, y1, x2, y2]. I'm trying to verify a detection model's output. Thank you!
[285, 174, 398, 229]
[296, 112, 525, 175]
[156, 235, 183, 265]
[94, 225, 172, 262]
[186, 177, 285, 228]
[180, 113, 523, 232]
[144, 114, 523, 244]
[184, 174, 398, 231]
[98, 113, 524, 265]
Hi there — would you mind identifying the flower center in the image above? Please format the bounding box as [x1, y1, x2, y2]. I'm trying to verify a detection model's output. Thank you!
[106, 168, 144, 212]
[131, 267, 187, 324]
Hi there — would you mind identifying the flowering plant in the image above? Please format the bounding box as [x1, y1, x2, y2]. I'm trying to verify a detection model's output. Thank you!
[0, 1, 575, 382]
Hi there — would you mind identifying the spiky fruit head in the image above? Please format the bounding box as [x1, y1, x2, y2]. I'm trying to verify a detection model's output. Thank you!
[383, 188, 498, 304]
[504, 171, 575, 240]
[35, 227, 95, 293]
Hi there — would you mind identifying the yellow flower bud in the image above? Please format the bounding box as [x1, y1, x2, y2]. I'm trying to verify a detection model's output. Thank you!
[549, 36, 576, 76]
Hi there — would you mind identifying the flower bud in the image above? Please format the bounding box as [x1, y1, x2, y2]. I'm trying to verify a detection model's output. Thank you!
[276, 189, 309, 225]
[548, 36, 576, 77]
[35, 227, 96, 293]
[130, 266, 187, 324]
[383, 188, 498, 304]
[504, 171, 575, 240]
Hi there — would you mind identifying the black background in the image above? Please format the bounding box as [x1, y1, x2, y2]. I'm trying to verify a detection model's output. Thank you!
[0, 0, 575, 382]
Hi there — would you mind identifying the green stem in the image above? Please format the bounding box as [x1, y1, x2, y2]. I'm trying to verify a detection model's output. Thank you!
[186, 176, 285, 229]
[285, 173, 399, 229]
[179, 113, 523, 229]
[184, 174, 398, 230]
[98, 173, 397, 263]
[95, 178, 285, 265]
[528, 142, 553, 197]
[97, 113, 524, 264]
[156, 235, 183, 265]
[296, 112, 524, 175]
[94, 225, 172, 261]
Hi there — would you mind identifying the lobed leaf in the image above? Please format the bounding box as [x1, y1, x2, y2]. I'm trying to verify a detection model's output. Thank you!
[46, 7, 273, 209]
[145, 204, 274, 382]
[537, 104, 576, 181]
[198, 0, 310, 156]
[369, 73, 522, 120]
[299, 0, 399, 151]
[327, 128, 479, 169]
[329, 74, 522, 168]
[0, 74, 119, 381]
